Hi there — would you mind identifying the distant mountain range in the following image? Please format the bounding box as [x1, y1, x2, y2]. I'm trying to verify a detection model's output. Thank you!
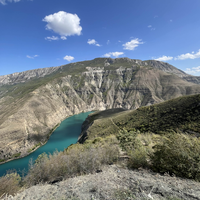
[1, 57, 200, 163]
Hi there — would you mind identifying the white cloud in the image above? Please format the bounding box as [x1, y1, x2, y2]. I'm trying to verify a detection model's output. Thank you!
[27, 55, 38, 59]
[87, 39, 101, 47]
[0, 0, 6, 5]
[123, 38, 143, 50]
[107, 40, 110, 45]
[45, 35, 67, 41]
[61, 36, 67, 40]
[175, 50, 200, 60]
[0, 0, 21, 5]
[63, 55, 74, 62]
[103, 52, 124, 58]
[45, 36, 59, 41]
[185, 66, 200, 75]
[154, 56, 173, 61]
[43, 11, 82, 38]
[148, 25, 155, 30]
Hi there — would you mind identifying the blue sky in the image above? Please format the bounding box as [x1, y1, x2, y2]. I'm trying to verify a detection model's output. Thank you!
[1, 0, 200, 76]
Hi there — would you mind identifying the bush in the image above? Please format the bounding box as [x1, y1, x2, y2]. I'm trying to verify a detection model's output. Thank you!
[0, 172, 21, 197]
[117, 128, 139, 151]
[24, 140, 119, 186]
[151, 133, 200, 181]
[127, 139, 149, 169]
[117, 129, 152, 169]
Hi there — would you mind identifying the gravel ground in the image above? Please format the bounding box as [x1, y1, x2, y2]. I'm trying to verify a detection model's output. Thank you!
[2, 164, 200, 200]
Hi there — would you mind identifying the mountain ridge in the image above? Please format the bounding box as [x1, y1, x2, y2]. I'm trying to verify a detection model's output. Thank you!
[1, 57, 199, 86]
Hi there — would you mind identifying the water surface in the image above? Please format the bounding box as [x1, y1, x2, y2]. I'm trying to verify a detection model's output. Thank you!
[0, 111, 92, 177]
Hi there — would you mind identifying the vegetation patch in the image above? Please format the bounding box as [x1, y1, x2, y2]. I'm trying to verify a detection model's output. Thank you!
[83, 94, 200, 141]
[12, 153, 21, 158]
[0, 172, 21, 198]
[24, 135, 119, 186]
[114, 188, 135, 200]
[151, 133, 200, 181]
[28, 142, 42, 153]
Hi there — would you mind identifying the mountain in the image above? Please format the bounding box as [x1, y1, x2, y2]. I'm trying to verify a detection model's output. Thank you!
[1, 57, 200, 163]
[0, 66, 62, 86]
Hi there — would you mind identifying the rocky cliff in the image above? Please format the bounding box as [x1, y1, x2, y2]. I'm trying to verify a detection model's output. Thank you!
[0, 66, 61, 86]
[1, 57, 200, 162]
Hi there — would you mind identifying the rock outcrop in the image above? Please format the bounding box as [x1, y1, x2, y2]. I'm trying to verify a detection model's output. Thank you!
[0, 66, 61, 86]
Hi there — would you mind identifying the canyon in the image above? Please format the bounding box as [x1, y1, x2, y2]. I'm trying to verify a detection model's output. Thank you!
[1, 57, 200, 162]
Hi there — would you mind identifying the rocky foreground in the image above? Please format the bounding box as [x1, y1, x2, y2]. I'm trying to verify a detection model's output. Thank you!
[2, 164, 200, 200]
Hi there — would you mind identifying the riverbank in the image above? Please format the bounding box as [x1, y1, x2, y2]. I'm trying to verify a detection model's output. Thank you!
[0, 111, 93, 178]
[0, 123, 60, 166]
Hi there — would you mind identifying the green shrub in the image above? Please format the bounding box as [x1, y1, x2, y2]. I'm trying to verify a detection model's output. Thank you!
[117, 128, 139, 151]
[127, 139, 149, 169]
[151, 133, 200, 181]
[12, 153, 21, 158]
[117, 129, 151, 169]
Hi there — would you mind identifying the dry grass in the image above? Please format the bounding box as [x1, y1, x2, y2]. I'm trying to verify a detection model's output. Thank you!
[0, 172, 21, 198]
[24, 137, 120, 186]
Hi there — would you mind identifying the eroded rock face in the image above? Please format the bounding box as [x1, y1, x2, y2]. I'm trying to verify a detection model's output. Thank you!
[0, 66, 61, 86]
[1, 58, 200, 162]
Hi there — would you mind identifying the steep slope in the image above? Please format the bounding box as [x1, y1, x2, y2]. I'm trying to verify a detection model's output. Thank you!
[1, 58, 200, 163]
[0, 66, 62, 86]
[78, 94, 200, 143]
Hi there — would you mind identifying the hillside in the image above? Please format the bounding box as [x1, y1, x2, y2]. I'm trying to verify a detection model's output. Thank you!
[79, 94, 200, 142]
[1, 57, 200, 163]
[1, 94, 200, 200]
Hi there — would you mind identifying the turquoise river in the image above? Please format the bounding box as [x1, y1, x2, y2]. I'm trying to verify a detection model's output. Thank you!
[0, 111, 92, 177]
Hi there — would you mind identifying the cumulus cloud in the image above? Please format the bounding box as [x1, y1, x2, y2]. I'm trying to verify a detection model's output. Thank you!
[87, 39, 101, 46]
[0, 0, 21, 5]
[45, 36, 59, 41]
[185, 66, 200, 75]
[154, 55, 173, 61]
[43, 11, 82, 38]
[63, 55, 74, 62]
[27, 55, 38, 59]
[123, 38, 143, 50]
[175, 50, 200, 60]
[103, 52, 124, 58]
